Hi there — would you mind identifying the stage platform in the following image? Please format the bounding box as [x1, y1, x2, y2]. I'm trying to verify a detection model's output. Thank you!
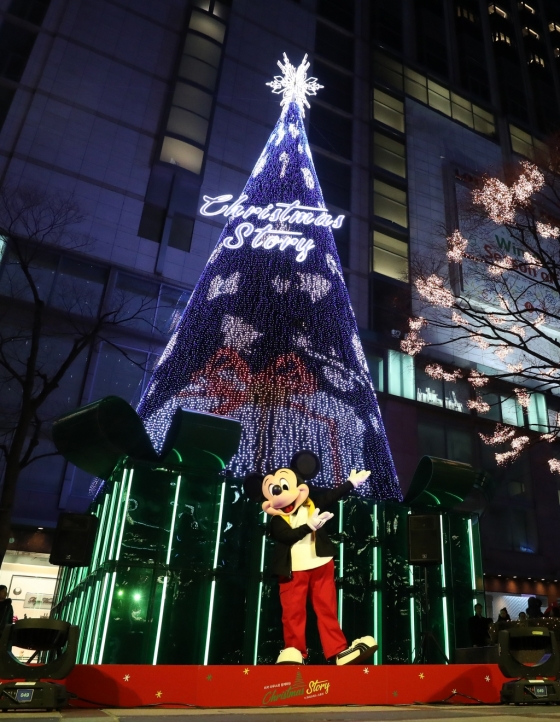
[64, 664, 509, 708]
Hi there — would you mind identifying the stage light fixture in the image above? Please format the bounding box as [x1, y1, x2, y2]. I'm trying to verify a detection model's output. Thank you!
[499, 623, 560, 704]
[0, 620, 78, 711]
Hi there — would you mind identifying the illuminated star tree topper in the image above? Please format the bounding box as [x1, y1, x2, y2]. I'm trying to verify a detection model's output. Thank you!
[266, 53, 323, 117]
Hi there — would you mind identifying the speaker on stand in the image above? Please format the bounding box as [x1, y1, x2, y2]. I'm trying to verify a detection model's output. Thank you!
[49, 513, 99, 567]
[408, 513, 449, 664]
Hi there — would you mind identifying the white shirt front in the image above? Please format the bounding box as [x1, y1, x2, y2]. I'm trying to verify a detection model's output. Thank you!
[290, 504, 333, 572]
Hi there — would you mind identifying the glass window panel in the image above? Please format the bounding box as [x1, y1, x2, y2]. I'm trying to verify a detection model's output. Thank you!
[172, 83, 212, 118]
[89, 343, 147, 404]
[38, 338, 89, 413]
[451, 92, 470, 109]
[444, 379, 471, 413]
[167, 107, 208, 145]
[416, 367, 444, 407]
[184, 33, 221, 67]
[374, 180, 408, 227]
[0, 248, 59, 302]
[156, 286, 190, 335]
[427, 79, 450, 99]
[373, 89, 404, 132]
[373, 132, 406, 177]
[404, 68, 427, 103]
[160, 137, 204, 174]
[50, 257, 106, 316]
[418, 420, 446, 458]
[191, 0, 210, 9]
[511, 508, 538, 553]
[510, 124, 533, 157]
[213, 1, 229, 20]
[473, 113, 495, 135]
[112, 273, 158, 331]
[528, 392, 547, 431]
[428, 87, 451, 115]
[373, 247, 409, 281]
[373, 52, 404, 90]
[451, 102, 474, 127]
[447, 427, 473, 464]
[189, 10, 225, 43]
[168, 214, 194, 253]
[366, 353, 384, 392]
[178, 55, 217, 90]
[388, 349, 415, 399]
[16, 440, 65, 491]
[501, 395, 524, 426]
[481, 392, 501, 421]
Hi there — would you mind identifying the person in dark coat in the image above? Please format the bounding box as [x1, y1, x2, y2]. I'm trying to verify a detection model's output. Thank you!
[526, 597, 544, 618]
[244, 450, 377, 666]
[468, 603, 491, 646]
[0, 586, 13, 632]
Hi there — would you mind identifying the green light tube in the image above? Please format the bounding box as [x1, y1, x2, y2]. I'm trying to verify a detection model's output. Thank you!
[90, 573, 110, 663]
[439, 515, 446, 588]
[204, 481, 226, 665]
[373, 589, 379, 665]
[203, 579, 217, 665]
[338, 499, 344, 625]
[152, 576, 168, 665]
[100, 479, 120, 565]
[97, 572, 117, 664]
[115, 469, 134, 561]
[108, 473, 127, 560]
[409, 563, 415, 662]
[373, 503, 379, 664]
[467, 517, 477, 594]
[152, 474, 182, 665]
[253, 512, 267, 665]
[442, 596, 450, 662]
[77, 585, 92, 660]
[83, 579, 101, 663]
[90, 496, 109, 571]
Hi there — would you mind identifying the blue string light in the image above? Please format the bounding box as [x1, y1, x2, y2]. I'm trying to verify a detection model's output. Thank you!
[137, 58, 402, 501]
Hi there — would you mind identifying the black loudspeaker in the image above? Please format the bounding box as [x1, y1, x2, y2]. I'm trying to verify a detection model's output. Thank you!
[49, 514, 99, 567]
[408, 514, 441, 565]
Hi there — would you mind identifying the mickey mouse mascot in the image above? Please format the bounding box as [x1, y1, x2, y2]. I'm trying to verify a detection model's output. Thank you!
[244, 450, 377, 666]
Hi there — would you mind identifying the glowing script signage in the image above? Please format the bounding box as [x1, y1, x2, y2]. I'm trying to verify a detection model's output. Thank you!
[199, 194, 345, 263]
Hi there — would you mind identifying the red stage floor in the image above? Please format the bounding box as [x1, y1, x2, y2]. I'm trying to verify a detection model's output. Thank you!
[65, 663, 509, 708]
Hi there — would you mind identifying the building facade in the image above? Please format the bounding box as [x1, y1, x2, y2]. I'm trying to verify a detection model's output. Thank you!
[0, 0, 559, 606]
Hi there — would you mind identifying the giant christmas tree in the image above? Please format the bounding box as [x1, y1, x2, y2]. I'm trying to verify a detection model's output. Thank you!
[137, 55, 401, 500]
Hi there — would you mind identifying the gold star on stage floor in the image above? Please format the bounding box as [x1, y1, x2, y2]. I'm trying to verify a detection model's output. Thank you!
[485, 675, 491, 682]
[123, 674, 130, 682]
[419, 672, 425, 679]
[363, 667, 369, 674]
[392, 690, 398, 697]
[206, 674, 212, 681]
[452, 689, 457, 694]
[243, 668, 250, 675]
[155, 691, 162, 699]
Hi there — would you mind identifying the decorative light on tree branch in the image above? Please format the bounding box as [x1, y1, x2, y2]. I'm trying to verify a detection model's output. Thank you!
[536, 221, 560, 238]
[468, 370, 489, 388]
[549, 459, 560, 474]
[479, 424, 517, 446]
[514, 387, 531, 408]
[425, 363, 463, 382]
[414, 275, 455, 307]
[467, 396, 490, 414]
[136, 55, 401, 501]
[446, 230, 468, 263]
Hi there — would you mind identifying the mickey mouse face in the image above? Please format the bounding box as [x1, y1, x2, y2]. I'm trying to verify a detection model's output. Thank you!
[262, 468, 309, 516]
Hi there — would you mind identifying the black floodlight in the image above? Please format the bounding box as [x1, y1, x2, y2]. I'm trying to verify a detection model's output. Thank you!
[499, 625, 560, 705]
[0, 619, 78, 711]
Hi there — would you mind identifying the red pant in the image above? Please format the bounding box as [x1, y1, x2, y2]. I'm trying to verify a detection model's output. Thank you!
[278, 559, 347, 660]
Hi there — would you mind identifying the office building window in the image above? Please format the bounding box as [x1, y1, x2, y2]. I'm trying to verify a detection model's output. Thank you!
[315, 21, 354, 70]
[549, 21, 560, 33]
[308, 104, 353, 159]
[415, 366, 471, 413]
[373, 132, 406, 177]
[317, 0, 354, 31]
[160, 137, 204, 174]
[527, 53, 545, 67]
[138, 203, 167, 243]
[372, 230, 409, 281]
[373, 180, 408, 228]
[312, 153, 351, 209]
[488, 4, 509, 19]
[388, 349, 415, 399]
[366, 353, 384, 392]
[501, 395, 525, 426]
[528, 392, 548, 431]
[312, 60, 353, 113]
[509, 124, 547, 158]
[168, 215, 194, 253]
[373, 52, 404, 91]
[518, 1, 536, 13]
[492, 31, 512, 44]
[418, 419, 474, 464]
[8, 0, 50, 24]
[373, 89, 405, 132]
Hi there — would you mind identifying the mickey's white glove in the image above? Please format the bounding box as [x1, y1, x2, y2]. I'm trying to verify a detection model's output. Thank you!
[347, 469, 371, 487]
[307, 508, 334, 531]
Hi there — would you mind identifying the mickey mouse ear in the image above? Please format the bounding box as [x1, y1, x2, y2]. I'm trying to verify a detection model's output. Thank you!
[243, 472, 265, 502]
[290, 450, 321, 480]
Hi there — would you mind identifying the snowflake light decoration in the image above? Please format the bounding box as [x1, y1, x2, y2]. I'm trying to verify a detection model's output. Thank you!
[266, 53, 323, 116]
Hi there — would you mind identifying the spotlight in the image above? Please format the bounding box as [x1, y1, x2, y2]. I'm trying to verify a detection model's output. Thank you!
[499, 623, 560, 704]
[0, 620, 78, 711]
[133, 593, 141, 601]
